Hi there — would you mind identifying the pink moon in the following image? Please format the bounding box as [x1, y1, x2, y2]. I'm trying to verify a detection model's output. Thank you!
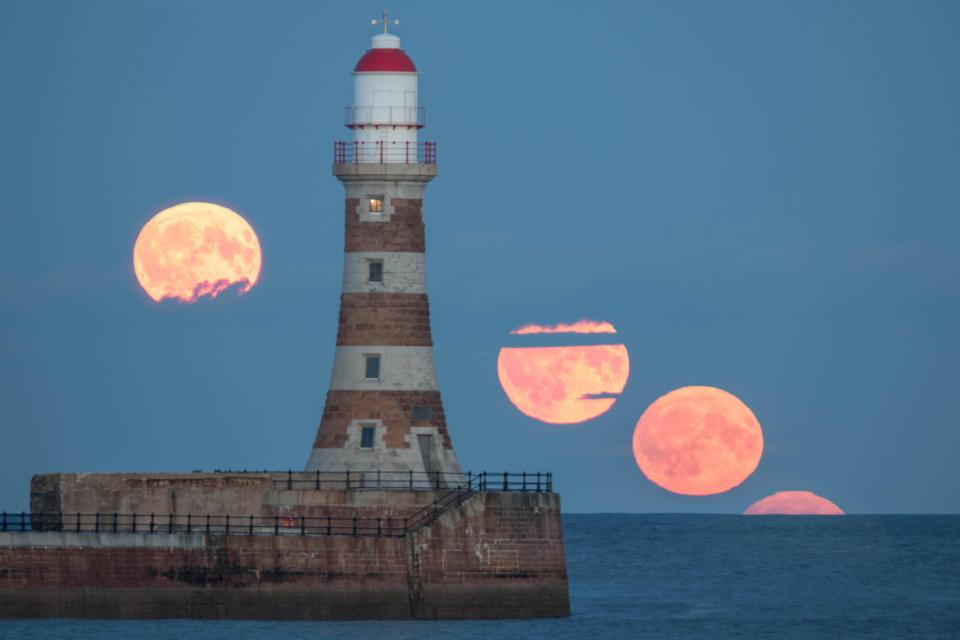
[744, 491, 844, 515]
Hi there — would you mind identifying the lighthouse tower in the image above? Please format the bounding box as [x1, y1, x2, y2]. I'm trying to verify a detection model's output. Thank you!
[306, 18, 463, 482]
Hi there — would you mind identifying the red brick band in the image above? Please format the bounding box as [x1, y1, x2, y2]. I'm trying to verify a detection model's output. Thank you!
[336, 293, 433, 347]
[313, 389, 451, 450]
[344, 198, 425, 253]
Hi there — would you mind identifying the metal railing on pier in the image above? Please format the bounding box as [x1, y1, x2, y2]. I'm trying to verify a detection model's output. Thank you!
[0, 472, 552, 539]
[1, 511, 407, 538]
[209, 469, 552, 493]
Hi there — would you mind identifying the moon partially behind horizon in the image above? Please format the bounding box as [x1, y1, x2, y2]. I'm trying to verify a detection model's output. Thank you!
[744, 491, 844, 515]
[632, 386, 764, 495]
[133, 202, 262, 303]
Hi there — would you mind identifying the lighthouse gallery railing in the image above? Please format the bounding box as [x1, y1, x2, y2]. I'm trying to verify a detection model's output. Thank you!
[334, 140, 436, 164]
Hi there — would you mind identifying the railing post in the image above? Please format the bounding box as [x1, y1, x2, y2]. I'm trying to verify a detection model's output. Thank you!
[287, 469, 293, 490]
[206, 514, 211, 535]
[22, 512, 27, 533]
[131, 512, 136, 534]
[433, 500, 438, 521]
[249, 515, 254, 536]
[94, 512, 99, 533]
[409, 470, 413, 490]
[352, 515, 358, 537]
[353, 140, 358, 165]
[405, 140, 410, 164]
[467, 471, 472, 489]
[225, 514, 230, 536]
[377, 518, 382, 537]
[149, 513, 154, 534]
[379, 141, 383, 163]
[435, 470, 440, 489]
[274, 515, 279, 536]
[187, 514, 192, 535]
[503, 472, 508, 491]
[315, 469, 320, 490]
[377, 469, 381, 489]
[169, 513, 174, 534]
[547, 472, 553, 492]
[536, 472, 542, 492]
[346, 470, 351, 491]
[114, 512, 119, 533]
[522, 472, 527, 492]
[326, 515, 332, 536]
[300, 515, 305, 537]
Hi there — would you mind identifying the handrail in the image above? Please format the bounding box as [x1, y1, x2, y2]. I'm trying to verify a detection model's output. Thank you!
[402, 471, 552, 531]
[1, 511, 407, 538]
[211, 469, 470, 491]
[333, 140, 436, 164]
[2, 472, 552, 539]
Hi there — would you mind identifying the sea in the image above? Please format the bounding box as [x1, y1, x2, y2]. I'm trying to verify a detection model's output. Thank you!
[1, 514, 958, 639]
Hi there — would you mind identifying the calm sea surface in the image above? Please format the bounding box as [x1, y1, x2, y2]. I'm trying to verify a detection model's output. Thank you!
[1, 514, 958, 639]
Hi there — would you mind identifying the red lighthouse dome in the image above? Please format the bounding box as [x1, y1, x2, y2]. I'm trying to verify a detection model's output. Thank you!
[354, 33, 417, 73]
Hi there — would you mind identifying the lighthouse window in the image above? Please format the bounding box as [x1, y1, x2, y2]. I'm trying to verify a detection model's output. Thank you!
[411, 405, 433, 420]
[368, 260, 383, 283]
[364, 355, 381, 379]
[368, 196, 384, 214]
[360, 426, 375, 449]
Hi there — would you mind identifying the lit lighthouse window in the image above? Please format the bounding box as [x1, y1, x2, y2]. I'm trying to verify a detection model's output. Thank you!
[368, 196, 384, 214]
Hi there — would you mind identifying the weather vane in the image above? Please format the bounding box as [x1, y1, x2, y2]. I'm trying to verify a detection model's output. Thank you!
[372, 8, 399, 34]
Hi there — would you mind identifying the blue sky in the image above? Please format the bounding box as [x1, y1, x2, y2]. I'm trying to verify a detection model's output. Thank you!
[1, 1, 958, 513]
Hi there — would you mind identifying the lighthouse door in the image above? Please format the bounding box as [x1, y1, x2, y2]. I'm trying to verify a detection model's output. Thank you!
[417, 434, 437, 483]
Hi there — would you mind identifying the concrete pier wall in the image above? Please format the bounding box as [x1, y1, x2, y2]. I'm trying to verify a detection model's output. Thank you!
[1, 490, 569, 620]
[30, 472, 441, 523]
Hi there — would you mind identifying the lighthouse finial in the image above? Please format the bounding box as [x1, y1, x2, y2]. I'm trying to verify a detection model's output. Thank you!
[371, 8, 399, 34]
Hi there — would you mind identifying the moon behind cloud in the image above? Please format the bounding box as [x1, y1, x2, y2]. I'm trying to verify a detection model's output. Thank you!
[133, 202, 262, 303]
[498, 332, 629, 425]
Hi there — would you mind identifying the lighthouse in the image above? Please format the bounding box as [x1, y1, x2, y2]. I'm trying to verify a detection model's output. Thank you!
[306, 16, 463, 483]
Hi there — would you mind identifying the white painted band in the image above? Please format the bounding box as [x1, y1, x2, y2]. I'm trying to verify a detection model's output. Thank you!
[305, 424, 463, 477]
[342, 252, 426, 294]
[329, 346, 438, 391]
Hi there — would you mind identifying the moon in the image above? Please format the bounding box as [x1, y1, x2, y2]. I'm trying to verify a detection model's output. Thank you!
[744, 491, 844, 515]
[497, 321, 629, 424]
[632, 386, 763, 495]
[133, 202, 262, 303]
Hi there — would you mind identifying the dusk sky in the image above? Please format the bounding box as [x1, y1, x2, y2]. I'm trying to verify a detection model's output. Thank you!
[2, 1, 958, 514]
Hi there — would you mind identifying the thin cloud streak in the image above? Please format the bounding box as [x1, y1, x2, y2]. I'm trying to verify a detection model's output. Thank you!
[511, 320, 617, 335]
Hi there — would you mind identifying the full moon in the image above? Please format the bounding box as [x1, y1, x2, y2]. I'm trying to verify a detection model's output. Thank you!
[632, 386, 764, 495]
[744, 491, 844, 515]
[497, 321, 629, 424]
[133, 202, 262, 302]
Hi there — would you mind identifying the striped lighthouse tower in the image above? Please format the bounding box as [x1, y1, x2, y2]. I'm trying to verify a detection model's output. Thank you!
[306, 15, 463, 483]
